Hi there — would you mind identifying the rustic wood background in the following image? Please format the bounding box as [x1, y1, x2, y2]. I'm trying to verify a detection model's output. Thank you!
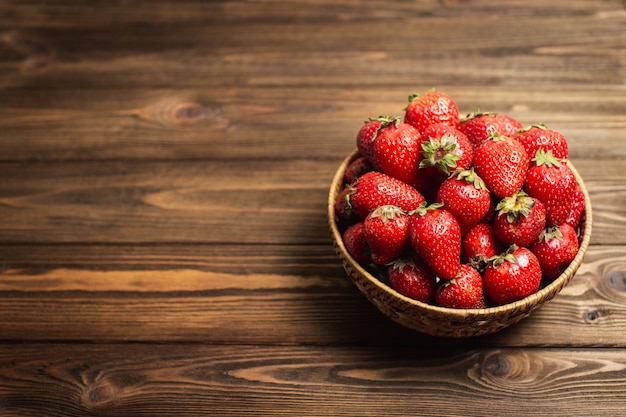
[1, 1, 626, 415]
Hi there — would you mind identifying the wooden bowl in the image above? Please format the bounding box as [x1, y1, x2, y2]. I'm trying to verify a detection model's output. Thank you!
[328, 149, 593, 338]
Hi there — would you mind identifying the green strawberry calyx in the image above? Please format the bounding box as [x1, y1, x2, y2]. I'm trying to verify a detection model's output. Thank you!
[368, 115, 400, 140]
[409, 201, 444, 217]
[517, 123, 548, 133]
[389, 257, 416, 272]
[485, 131, 511, 142]
[456, 168, 487, 190]
[533, 148, 564, 167]
[462, 108, 498, 122]
[488, 244, 519, 268]
[370, 205, 406, 222]
[407, 88, 436, 103]
[469, 254, 490, 273]
[404, 88, 436, 110]
[419, 134, 461, 175]
[495, 190, 536, 223]
[538, 225, 564, 243]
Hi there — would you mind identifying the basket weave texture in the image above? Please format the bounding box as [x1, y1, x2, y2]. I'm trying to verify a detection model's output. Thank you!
[328, 149, 593, 338]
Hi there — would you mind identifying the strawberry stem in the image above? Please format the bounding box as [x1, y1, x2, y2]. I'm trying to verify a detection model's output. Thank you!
[518, 123, 548, 133]
[419, 134, 461, 175]
[370, 205, 405, 222]
[462, 108, 498, 122]
[456, 168, 487, 190]
[538, 225, 564, 243]
[495, 190, 536, 223]
[409, 201, 443, 217]
[532, 148, 563, 167]
[488, 244, 519, 268]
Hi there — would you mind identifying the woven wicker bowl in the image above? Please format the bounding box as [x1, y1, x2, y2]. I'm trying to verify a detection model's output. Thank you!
[329, 149, 593, 338]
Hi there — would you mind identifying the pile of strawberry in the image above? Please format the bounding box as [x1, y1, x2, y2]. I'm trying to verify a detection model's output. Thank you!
[334, 90, 585, 309]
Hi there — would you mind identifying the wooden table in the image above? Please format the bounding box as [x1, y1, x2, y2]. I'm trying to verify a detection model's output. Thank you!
[1, 1, 625, 415]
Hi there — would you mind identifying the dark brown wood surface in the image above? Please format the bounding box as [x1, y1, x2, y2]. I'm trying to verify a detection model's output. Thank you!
[1, 1, 626, 415]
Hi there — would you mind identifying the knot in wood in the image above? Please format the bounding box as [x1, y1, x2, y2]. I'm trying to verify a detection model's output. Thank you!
[171, 101, 207, 125]
[583, 307, 608, 324]
[607, 270, 626, 292]
[82, 372, 145, 409]
[482, 352, 511, 377]
[142, 97, 229, 129]
[83, 382, 119, 406]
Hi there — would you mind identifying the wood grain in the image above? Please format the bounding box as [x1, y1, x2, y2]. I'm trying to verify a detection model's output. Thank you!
[1, 344, 626, 416]
[0, 245, 625, 347]
[0, 157, 622, 246]
[1, 0, 626, 415]
[0, 86, 624, 162]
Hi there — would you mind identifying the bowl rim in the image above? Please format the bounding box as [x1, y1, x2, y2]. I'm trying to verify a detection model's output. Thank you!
[328, 148, 593, 319]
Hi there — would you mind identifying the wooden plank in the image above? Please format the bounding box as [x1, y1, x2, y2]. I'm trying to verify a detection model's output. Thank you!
[3, 0, 621, 29]
[1, 343, 626, 416]
[0, 157, 621, 244]
[0, 158, 336, 245]
[0, 245, 623, 347]
[0, 86, 624, 162]
[2, 3, 622, 87]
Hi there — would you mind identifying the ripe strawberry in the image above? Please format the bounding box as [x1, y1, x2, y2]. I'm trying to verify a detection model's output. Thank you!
[342, 222, 371, 265]
[524, 149, 577, 226]
[364, 205, 410, 265]
[373, 122, 427, 189]
[460, 110, 523, 150]
[436, 264, 486, 309]
[344, 156, 374, 184]
[436, 168, 491, 234]
[462, 223, 505, 268]
[473, 134, 530, 198]
[408, 202, 462, 280]
[480, 195, 497, 224]
[356, 116, 398, 167]
[492, 191, 546, 248]
[334, 186, 355, 223]
[565, 185, 585, 228]
[403, 90, 460, 133]
[388, 257, 436, 303]
[532, 223, 580, 280]
[347, 171, 426, 219]
[419, 123, 474, 177]
[514, 124, 569, 160]
[483, 245, 542, 305]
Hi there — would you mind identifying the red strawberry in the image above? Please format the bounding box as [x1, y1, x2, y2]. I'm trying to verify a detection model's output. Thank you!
[373, 122, 426, 189]
[524, 149, 577, 226]
[388, 257, 436, 303]
[436, 168, 491, 234]
[492, 191, 546, 248]
[408, 203, 462, 280]
[334, 186, 355, 223]
[356, 116, 397, 167]
[419, 123, 474, 177]
[342, 222, 371, 265]
[473, 134, 530, 198]
[483, 245, 542, 305]
[436, 264, 486, 309]
[364, 205, 410, 265]
[532, 223, 580, 280]
[462, 223, 505, 268]
[480, 195, 498, 224]
[514, 124, 569, 160]
[460, 110, 523, 150]
[344, 156, 374, 184]
[403, 90, 460, 133]
[347, 171, 426, 219]
[564, 185, 585, 228]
